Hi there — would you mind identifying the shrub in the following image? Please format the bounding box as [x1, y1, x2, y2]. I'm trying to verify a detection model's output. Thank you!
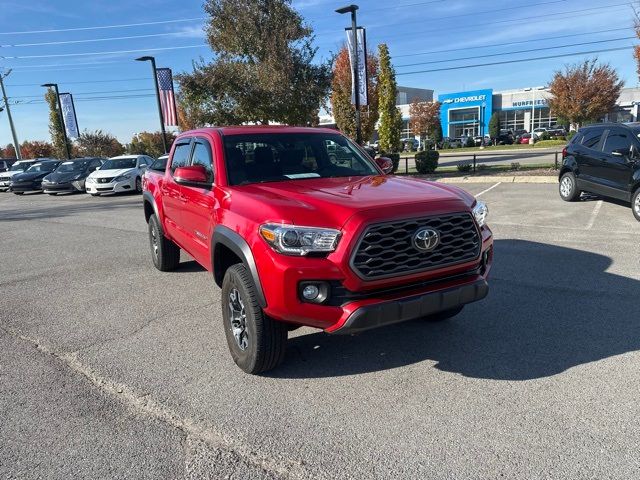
[477, 163, 488, 171]
[540, 131, 551, 141]
[510, 162, 521, 171]
[457, 163, 472, 173]
[415, 150, 439, 174]
[567, 131, 577, 141]
[441, 141, 451, 149]
[465, 137, 475, 148]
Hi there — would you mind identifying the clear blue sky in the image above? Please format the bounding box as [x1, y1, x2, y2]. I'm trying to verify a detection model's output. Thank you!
[0, 0, 638, 144]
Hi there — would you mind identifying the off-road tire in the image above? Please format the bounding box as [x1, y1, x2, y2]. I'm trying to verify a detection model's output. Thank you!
[148, 213, 180, 271]
[221, 264, 287, 374]
[559, 172, 581, 202]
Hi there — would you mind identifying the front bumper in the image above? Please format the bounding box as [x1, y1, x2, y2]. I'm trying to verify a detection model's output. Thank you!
[328, 278, 488, 334]
[10, 182, 42, 193]
[43, 181, 84, 193]
[86, 179, 133, 194]
[0, 179, 12, 190]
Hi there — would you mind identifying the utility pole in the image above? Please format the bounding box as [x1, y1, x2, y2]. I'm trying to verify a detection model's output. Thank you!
[135, 56, 168, 154]
[0, 70, 22, 159]
[336, 4, 362, 145]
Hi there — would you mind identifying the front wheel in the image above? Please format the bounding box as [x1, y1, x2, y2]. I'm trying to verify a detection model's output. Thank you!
[632, 188, 640, 222]
[135, 177, 142, 194]
[13, 192, 24, 195]
[148, 214, 180, 271]
[221, 264, 287, 374]
[559, 172, 581, 202]
[90, 193, 100, 197]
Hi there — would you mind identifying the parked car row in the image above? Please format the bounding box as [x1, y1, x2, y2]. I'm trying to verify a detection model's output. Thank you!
[0, 154, 157, 196]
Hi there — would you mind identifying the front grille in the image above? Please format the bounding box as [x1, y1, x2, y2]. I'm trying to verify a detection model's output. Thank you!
[98, 177, 114, 184]
[351, 213, 481, 280]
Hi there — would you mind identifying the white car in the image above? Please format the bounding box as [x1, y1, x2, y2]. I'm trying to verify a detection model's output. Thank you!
[85, 155, 154, 196]
[532, 127, 548, 139]
[0, 159, 40, 191]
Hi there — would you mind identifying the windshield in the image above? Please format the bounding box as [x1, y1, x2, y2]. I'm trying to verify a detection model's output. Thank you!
[27, 163, 57, 173]
[56, 161, 88, 173]
[223, 132, 379, 186]
[10, 163, 30, 172]
[101, 158, 136, 170]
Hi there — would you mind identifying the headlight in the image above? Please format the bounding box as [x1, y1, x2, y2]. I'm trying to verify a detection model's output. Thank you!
[114, 174, 131, 182]
[259, 224, 341, 256]
[472, 201, 489, 227]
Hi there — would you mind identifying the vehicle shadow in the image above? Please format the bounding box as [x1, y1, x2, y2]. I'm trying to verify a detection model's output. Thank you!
[0, 199, 140, 222]
[580, 192, 630, 209]
[173, 260, 206, 273]
[270, 239, 640, 380]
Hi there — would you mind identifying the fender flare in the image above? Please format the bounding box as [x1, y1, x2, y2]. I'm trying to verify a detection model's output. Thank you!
[211, 225, 267, 308]
[142, 191, 159, 223]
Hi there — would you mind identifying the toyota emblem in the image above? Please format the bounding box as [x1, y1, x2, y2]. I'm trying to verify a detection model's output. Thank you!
[412, 227, 440, 252]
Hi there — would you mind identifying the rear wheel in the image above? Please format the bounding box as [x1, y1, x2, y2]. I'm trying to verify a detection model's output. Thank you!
[559, 172, 581, 202]
[424, 306, 464, 322]
[632, 188, 640, 222]
[148, 213, 180, 271]
[221, 264, 287, 374]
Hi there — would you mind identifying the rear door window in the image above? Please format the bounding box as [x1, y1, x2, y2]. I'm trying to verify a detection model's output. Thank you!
[580, 129, 604, 150]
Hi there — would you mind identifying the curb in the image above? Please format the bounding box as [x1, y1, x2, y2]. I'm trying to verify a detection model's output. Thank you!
[432, 175, 558, 184]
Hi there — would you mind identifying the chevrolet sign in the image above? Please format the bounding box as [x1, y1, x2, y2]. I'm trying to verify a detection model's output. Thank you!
[442, 94, 487, 104]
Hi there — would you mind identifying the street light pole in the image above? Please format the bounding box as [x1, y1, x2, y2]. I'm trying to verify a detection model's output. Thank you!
[135, 56, 168, 154]
[41, 83, 71, 160]
[336, 4, 362, 145]
[0, 70, 22, 159]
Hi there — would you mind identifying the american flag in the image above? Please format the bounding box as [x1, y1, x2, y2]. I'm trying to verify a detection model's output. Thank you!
[156, 68, 177, 126]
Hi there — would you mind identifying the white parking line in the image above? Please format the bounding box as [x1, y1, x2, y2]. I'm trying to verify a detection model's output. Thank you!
[585, 200, 603, 230]
[476, 182, 502, 197]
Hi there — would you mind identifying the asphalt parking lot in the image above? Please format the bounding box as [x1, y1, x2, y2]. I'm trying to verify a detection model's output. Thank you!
[1, 183, 639, 479]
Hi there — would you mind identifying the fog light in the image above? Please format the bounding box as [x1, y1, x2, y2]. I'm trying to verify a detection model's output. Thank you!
[302, 284, 320, 300]
[299, 282, 330, 304]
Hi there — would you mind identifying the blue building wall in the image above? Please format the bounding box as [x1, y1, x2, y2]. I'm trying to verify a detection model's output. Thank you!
[438, 89, 493, 138]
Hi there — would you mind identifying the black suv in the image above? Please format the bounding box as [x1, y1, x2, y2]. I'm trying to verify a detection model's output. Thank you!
[559, 123, 640, 221]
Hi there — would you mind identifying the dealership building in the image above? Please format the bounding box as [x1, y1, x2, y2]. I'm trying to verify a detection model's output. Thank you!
[320, 86, 640, 139]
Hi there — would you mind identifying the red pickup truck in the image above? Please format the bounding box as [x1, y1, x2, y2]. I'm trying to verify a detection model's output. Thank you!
[143, 126, 493, 373]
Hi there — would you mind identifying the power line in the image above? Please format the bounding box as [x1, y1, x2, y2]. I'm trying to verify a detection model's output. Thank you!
[10, 93, 157, 106]
[0, 31, 203, 48]
[7, 77, 148, 87]
[0, 17, 205, 35]
[9, 88, 154, 99]
[394, 35, 636, 68]
[396, 45, 633, 76]
[367, 0, 446, 12]
[358, 2, 632, 42]
[393, 27, 632, 58]
[3, 43, 207, 59]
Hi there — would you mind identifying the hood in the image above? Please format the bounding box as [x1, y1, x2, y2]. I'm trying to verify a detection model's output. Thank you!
[89, 167, 135, 179]
[45, 170, 89, 183]
[0, 170, 22, 180]
[12, 171, 51, 182]
[228, 175, 475, 228]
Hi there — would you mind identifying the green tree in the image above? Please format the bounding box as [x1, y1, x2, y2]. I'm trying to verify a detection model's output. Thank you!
[176, 0, 331, 126]
[45, 89, 71, 159]
[127, 131, 177, 159]
[330, 46, 379, 143]
[488, 112, 501, 145]
[75, 130, 124, 158]
[377, 44, 402, 153]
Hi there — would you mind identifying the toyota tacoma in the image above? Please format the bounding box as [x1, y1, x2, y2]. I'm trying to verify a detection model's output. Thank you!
[143, 126, 493, 374]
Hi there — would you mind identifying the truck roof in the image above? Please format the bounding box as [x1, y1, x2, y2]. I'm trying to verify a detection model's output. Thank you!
[181, 126, 341, 137]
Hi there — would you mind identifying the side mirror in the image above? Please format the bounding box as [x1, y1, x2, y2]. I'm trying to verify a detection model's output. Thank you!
[139, 164, 147, 169]
[174, 165, 211, 187]
[375, 156, 394, 175]
[95, 166, 100, 170]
